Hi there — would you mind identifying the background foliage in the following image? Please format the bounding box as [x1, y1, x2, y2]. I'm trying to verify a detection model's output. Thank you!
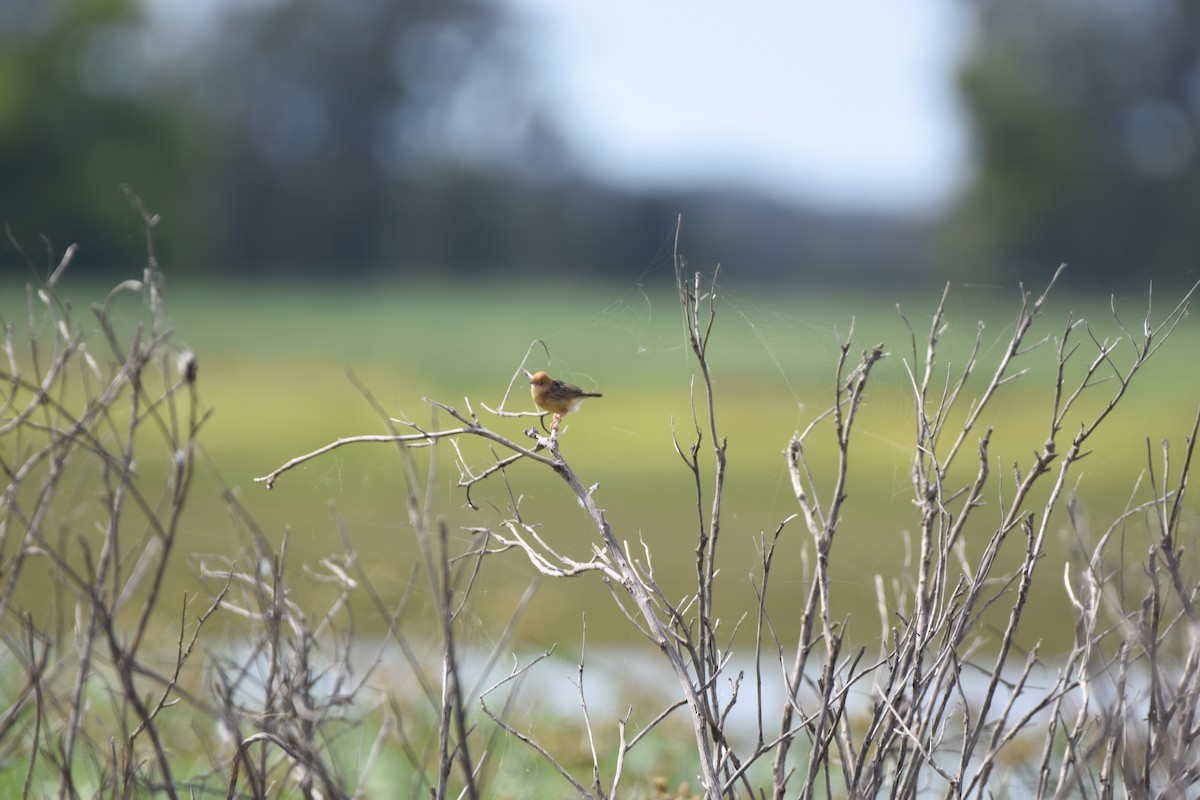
[4, 0, 1198, 283]
[948, 0, 1200, 283]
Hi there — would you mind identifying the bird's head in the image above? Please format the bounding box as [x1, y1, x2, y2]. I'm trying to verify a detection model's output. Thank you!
[530, 371, 551, 389]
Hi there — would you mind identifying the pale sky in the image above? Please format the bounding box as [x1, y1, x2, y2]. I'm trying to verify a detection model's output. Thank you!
[502, 0, 974, 216]
[143, 0, 974, 217]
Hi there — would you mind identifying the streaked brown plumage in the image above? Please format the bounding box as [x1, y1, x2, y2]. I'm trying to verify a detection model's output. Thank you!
[530, 371, 602, 431]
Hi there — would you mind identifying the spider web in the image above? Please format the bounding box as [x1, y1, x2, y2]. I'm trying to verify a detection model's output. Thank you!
[518, 236, 937, 511]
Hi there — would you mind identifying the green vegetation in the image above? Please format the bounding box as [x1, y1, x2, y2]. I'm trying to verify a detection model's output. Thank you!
[4, 251, 1199, 796]
[12, 273, 1188, 652]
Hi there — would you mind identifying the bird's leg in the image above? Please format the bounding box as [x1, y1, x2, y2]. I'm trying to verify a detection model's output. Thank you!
[550, 413, 562, 433]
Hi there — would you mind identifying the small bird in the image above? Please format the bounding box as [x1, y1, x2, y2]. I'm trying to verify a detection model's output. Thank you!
[529, 371, 602, 433]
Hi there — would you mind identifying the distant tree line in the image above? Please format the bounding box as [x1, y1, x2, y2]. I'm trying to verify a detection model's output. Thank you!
[2, 0, 1197, 285]
[948, 0, 1200, 284]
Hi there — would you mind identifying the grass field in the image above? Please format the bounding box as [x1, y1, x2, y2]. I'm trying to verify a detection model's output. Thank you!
[5, 271, 1199, 654]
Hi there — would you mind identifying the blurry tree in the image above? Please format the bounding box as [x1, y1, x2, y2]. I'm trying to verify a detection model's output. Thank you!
[0, 0, 560, 276]
[191, 0, 558, 275]
[947, 0, 1200, 284]
[0, 0, 207, 272]
[0, 0, 930, 282]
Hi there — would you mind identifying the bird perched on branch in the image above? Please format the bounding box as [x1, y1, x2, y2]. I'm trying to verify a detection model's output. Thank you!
[529, 371, 602, 433]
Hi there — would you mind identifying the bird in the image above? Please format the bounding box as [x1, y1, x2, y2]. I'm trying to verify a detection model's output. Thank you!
[529, 371, 602, 433]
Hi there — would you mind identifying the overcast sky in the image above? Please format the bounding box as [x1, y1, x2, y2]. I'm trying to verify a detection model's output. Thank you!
[502, 0, 974, 216]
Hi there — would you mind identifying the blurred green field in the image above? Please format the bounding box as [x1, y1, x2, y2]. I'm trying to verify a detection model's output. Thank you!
[5, 273, 1200, 654]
